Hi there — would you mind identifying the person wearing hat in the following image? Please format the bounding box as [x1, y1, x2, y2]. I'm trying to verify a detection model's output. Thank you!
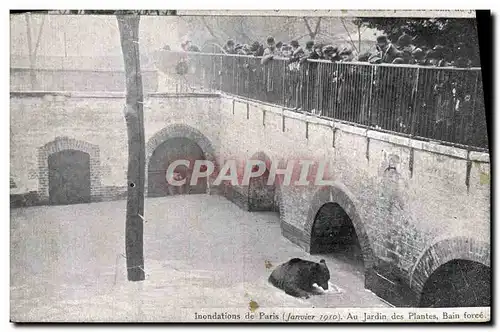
[375, 35, 402, 63]
[264, 37, 278, 55]
[262, 36, 280, 64]
[426, 48, 449, 67]
[411, 48, 428, 65]
[234, 43, 244, 54]
[339, 47, 354, 62]
[305, 42, 324, 60]
[250, 41, 264, 57]
[289, 40, 304, 61]
[303, 40, 315, 58]
[431, 45, 451, 66]
[223, 40, 236, 54]
[281, 43, 293, 58]
[392, 57, 405, 64]
[283, 40, 303, 108]
[322, 45, 340, 62]
[397, 34, 415, 52]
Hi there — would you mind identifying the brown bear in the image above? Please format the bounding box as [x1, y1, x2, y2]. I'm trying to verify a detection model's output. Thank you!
[268, 258, 330, 299]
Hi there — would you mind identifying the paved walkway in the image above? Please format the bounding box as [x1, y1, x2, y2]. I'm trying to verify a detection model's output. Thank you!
[11, 194, 388, 322]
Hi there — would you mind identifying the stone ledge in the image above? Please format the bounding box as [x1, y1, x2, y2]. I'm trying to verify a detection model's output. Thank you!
[470, 151, 490, 163]
[10, 67, 158, 73]
[283, 110, 334, 128]
[281, 222, 308, 251]
[220, 94, 489, 161]
[411, 140, 468, 159]
[365, 268, 418, 307]
[10, 91, 125, 99]
[148, 92, 221, 98]
[335, 122, 369, 137]
[10, 185, 129, 208]
[367, 130, 411, 147]
[10, 91, 222, 99]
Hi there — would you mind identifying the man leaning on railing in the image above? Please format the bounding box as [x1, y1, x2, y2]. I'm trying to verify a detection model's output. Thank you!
[261, 36, 280, 65]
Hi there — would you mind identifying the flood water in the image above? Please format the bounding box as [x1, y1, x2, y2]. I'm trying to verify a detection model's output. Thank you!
[11, 194, 388, 322]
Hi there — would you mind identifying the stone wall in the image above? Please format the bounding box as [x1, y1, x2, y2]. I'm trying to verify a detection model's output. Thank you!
[10, 91, 490, 306]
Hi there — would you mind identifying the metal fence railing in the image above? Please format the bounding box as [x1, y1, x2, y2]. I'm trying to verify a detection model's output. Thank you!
[154, 51, 488, 150]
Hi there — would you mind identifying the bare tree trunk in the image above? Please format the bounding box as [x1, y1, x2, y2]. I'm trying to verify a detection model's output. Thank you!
[303, 17, 314, 40]
[303, 17, 322, 41]
[358, 25, 361, 53]
[25, 14, 36, 89]
[117, 14, 145, 282]
[24, 13, 45, 90]
[340, 18, 358, 53]
[313, 17, 322, 40]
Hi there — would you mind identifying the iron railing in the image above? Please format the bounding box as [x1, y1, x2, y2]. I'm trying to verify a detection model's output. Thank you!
[155, 51, 488, 150]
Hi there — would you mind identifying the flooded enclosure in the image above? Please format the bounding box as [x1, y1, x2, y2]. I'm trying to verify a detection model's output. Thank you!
[309, 203, 364, 272]
[10, 195, 387, 321]
[419, 259, 491, 308]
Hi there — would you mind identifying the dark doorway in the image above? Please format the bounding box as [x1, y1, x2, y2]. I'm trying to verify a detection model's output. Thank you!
[419, 259, 491, 307]
[148, 137, 207, 197]
[248, 165, 276, 212]
[48, 149, 91, 205]
[310, 203, 364, 268]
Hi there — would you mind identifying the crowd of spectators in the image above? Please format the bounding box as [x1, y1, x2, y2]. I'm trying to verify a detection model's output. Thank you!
[166, 33, 476, 69]
[159, 34, 483, 146]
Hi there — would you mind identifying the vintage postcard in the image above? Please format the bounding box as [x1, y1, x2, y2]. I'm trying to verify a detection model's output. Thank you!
[9, 9, 491, 323]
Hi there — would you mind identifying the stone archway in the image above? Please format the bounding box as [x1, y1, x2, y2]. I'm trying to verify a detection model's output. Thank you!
[304, 184, 374, 273]
[146, 124, 217, 197]
[38, 136, 101, 204]
[410, 236, 491, 307]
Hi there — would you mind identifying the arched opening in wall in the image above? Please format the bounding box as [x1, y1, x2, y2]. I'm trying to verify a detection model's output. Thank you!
[419, 259, 491, 308]
[48, 149, 91, 205]
[310, 202, 364, 270]
[148, 137, 207, 197]
[248, 160, 277, 213]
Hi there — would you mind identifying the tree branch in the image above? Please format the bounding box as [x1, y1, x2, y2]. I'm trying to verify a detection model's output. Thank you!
[25, 14, 33, 62]
[33, 15, 46, 59]
[313, 17, 322, 37]
[303, 17, 314, 39]
[201, 17, 223, 45]
[340, 18, 358, 53]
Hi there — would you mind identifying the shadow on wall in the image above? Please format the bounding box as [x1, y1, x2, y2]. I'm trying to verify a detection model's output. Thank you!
[419, 259, 491, 307]
[222, 152, 279, 214]
[147, 137, 208, 198]
[310, 202, 364, 271]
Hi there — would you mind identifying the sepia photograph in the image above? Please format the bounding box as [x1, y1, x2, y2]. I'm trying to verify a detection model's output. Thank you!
[8, 9, 491, 323]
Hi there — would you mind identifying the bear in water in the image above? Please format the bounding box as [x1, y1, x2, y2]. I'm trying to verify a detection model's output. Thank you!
[268, 258, 330, 299]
